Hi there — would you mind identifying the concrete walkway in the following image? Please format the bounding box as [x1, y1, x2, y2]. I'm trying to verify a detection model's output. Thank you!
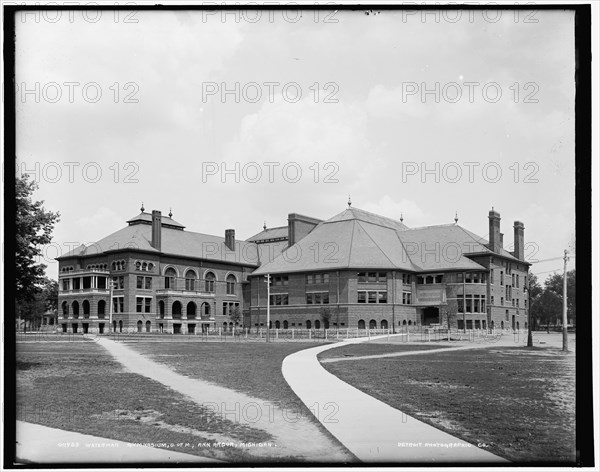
[93, 336, 352, 462]
[15, 421, 218, 464]
[282, 335, 508, 463]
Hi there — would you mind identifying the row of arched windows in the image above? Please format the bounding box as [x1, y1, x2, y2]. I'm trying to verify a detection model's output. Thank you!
[112, 260, 126, 271]
[86, 264, 108, 270]
[158, 300, 211, 320]
[164, 269, 236, 294]
[62, 300, 106, 319]
[135, 261, 154, 271]
[358, 319, 390, 329]
[60, 266, 74, 272]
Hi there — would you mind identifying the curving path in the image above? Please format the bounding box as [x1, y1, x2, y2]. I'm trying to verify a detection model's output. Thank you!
[282, 335, 508, 463]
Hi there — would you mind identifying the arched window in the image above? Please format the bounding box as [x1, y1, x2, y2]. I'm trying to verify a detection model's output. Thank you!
[142, 262, 147, 271]
[358, 319, 365, 329]
[135, 261, 141, 270]
[501, 321, 505, 329]
[369, 319, 377, 329]
[146, 320, 151, 332]
[324, 319, 329, 329]
[516, 321, 520, 330]
[402, 320, 407, 325]
[315, 320, 321, 329]
[83, 300, 90, 318]
[165, 268, 177, 289]
[275, 320, 281, 329]
[381, 320, 388, 329]
[226, 275, 236, 295]
[205, 272, 215, 292]
[306, 320, 312, 329]
[186, 302, 197, 319]
[202, 302, 211, 317]
[118, 320, 123, 332]
[283, 320, 289, 329]
[172, 301, 182, 320]
[408, 320, 412, 326]
[137, 320, 143, 332]
[148, 263, 154, 271]
[159, 300, 165, 319]
[62, 301, 69, 317]
[269, 320, 273, 329]
[72, 301, 80, 318]
[113, 320, 117, 332]
[185, 270, 197, 291]
[98, 300, 106, 319]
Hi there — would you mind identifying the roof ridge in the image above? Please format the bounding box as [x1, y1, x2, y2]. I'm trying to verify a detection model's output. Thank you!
[403, 223, 458, 231]
[356, 220, 396, 267]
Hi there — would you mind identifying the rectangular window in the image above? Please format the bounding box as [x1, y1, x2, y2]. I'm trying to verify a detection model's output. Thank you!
[501, 297, 504, 305]
[368, 291, 377, 304]
[481, 296, 486, 312]
[457, 272, 464, 283]
[145, 298, 151, 313]
[281, 294, 288, 305]
[368, 272, 377, 283]
[145, 277, 152, 290]
[378, 291, 387, 304]
[112, 296, 124, 313]
[62, 279, 69, 291]
[435, 275, 443, 284]
[223, 302, 228, 316]
[465, 273, 472, 283]
[491, 295, 494, 305]
[457, 319, 464, 330]
[98, 277, 106, 289]
[402, 273, 411, 284]
[466, 320, 473, 330]
[136, 297, 143, 313]
[357, 291, 366, 303]
[402, 291, 412, 305]
[417, 276, 425, 284]
[314, 293, 321, 304]
[516, 274, 519, 288]
[357, 272, 367, 283]
[500, 271, 504, 286]
[457, 299, 464, 313]
[473, 296, 480, 313]
[137, 276, 143, 289]
[490, 270, 494, 285]
[306, 293, 313, 304]
[466, 296, 472, 313]
[475, 320, 481, 329]
[323, 292, 329, 304]
[73, 278, 81, 290]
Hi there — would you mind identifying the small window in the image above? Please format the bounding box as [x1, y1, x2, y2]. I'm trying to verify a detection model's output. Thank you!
[357, 291, 366, 303]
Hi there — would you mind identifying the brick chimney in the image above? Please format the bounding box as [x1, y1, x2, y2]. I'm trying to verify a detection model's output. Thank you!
[488, 209, 501, 253]
[287, 213, 322, 247]
[513, 221, 525, 261]
[151, 210, 161, 250]
[225, 229, 235, 251]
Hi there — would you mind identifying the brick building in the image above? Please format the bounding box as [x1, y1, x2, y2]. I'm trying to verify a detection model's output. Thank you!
[247, 206, 530, 332]
[57, 204, 530, 334]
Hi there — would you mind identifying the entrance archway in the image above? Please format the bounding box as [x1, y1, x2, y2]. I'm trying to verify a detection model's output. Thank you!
[422, 307, 439, 326]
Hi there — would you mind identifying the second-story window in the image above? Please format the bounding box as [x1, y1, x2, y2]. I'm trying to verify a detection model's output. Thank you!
[164, 268, 176, 289]
[185, 270, 197, 291]
[226, 275, 236, 295]
[205, 272, 215, 292]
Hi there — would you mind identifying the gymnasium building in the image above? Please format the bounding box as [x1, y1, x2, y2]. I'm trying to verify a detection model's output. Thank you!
[56, 203, 530, 333]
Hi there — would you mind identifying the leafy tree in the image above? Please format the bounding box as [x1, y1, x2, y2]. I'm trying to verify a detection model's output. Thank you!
[229, 306, 241, 333]
[545, 270, 576, 322]
[440, 303, 458, 330]
[16, 175, 60, 305]
[531, 290, 562, 330]
[319, 306, 332, 332]
[19, 277, 58, 330]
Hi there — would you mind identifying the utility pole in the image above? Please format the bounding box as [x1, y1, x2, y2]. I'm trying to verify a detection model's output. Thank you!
[527, 276, 533, 347]
[264, 274, 271, 342]
[562, 250, 569, 352]
[108, 280, 114, 335]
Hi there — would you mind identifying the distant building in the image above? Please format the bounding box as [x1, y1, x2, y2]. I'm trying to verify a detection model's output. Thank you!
[57, 204, 530, 334]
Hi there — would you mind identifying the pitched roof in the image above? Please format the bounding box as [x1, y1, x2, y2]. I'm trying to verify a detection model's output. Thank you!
[126, 211, 186, 229]
[246, 226, 288, 242]
[57, 224, 261, 266]
[251, 207, 528, 275]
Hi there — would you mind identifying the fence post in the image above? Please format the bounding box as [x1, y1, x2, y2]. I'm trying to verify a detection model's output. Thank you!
[346, 328, 349, 339]
[292, 329, 295, 340]
[276, 329, 279, 340]
[309, 329, 312, 341]
[427, 330, 431, 342]
[387, 329, 390, 342]
[325, 329, 328, 341]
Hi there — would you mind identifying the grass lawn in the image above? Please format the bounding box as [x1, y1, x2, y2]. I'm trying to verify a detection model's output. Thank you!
[128, 341, 329, 417]
[16, 340, 300, 463]
[318, 342, 442, 360]
[321, 345, 576, 464]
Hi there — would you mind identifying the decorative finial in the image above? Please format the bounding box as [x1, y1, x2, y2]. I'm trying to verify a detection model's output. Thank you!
[348, 195, 352, 208]
[140, 202, 145, 212]
[169, 208, 173, 218]
[454, 211, 459, 224]
[400, 213, 404, 223]
[263, 221, 267, 230]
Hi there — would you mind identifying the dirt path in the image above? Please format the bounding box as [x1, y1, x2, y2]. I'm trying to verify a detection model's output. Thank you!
[94, 337, 353, 462]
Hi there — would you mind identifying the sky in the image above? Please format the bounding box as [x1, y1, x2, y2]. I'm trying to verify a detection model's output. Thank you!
[12, 5, 578, 281]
